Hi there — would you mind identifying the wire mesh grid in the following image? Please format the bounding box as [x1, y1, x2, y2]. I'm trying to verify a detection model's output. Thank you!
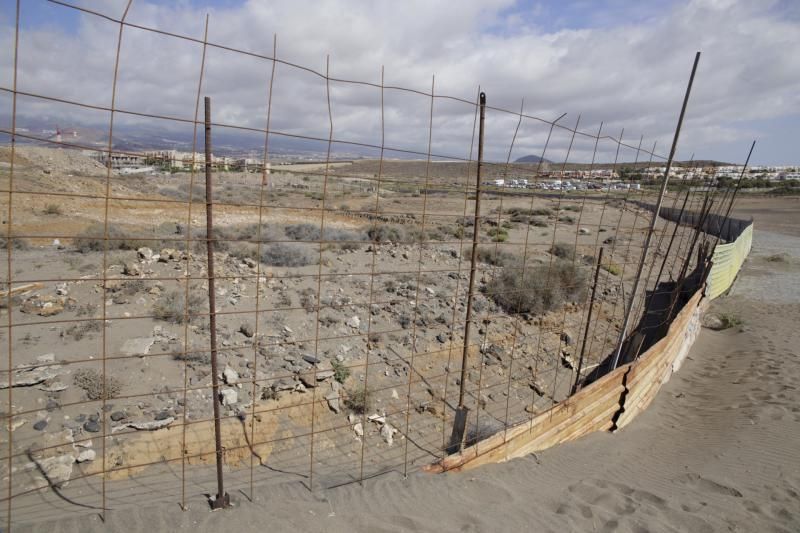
[0, 0, 754, 527]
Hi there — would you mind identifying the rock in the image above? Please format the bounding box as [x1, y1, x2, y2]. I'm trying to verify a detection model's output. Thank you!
[46, 400, 59, 412]
[220, 388, 238, 406]
[37, 454, 75, 487]
[239, 322, 255, 337]
[560, 331, 575, 346]
[579, 227, 591, 235]
[110, 411, 126, 422]
[425, 287, 435, 296]
[137, 247, 153, 262]
[33, 420, 48, 431]
[702, 314, 725, 330]
[128, 417, 174, 431]
[154, 411, 171, 421]
[123, 262, 141, 276]
[21, 295, 66, 317]
[302, 354, 320, 365]
[120, 337, 156, 357]
[76, 449, 96, 463]
[37, 381, 69, 392]
[0, 362, 61, 389]
[222, 366, 239, 385]
[603, 236, 616, 245]
[55, 283, 69, 296]
[83, 420, 101, 433]
[298, 373, 317, 388]
[380, 423, 397, 446]
[436, 333, 447, 343]
[243, 257, 257, 269]
[316, 370, 335, 381]
[346, 316, 361, 329]
[325, 390, 341, 413]
[353, 422, 364, 437]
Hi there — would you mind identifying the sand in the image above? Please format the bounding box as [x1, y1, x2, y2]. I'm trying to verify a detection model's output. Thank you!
[15, 199, 798, 532]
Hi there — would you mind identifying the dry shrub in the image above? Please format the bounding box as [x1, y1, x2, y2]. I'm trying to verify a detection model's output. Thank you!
[550, 242, 577, 260]
[152, 287, 207, 323]
[486, 259, 588, 315]
[73, 368, 122, 400]
[344, 388, 372, 414]
[260, 243, 316, 267]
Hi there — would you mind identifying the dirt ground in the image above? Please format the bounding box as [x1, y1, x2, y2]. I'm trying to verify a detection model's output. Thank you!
[0, 147, 745, 528]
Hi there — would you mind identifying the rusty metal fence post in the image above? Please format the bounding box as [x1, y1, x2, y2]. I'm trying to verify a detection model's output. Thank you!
[610, 51, 701, 370]
[204, 96, 230, 510]
[449, 91, 486, 453]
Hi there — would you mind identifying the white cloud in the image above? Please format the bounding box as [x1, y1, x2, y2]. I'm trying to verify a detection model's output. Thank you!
[1, 0, 798, 163]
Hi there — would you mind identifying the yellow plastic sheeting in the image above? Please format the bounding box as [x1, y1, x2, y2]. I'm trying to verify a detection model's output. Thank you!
[707, 223, 753, 300]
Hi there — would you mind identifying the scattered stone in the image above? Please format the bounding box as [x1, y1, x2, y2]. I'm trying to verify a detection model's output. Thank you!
[380, 423, 397, 446]
[123, 262, 141, 276]
[76, 449, 96, 463]
[579, 227, 591, 235]
[137, 247, 154, 262]
[222, 366, 239, 385]
[560, 331, 575, 346]
[325, 390, 341, 413]
[83, 420, 101, 433]
[436, 333, 447, 343]
[128, 417, 174, 431]
[353, 422, 364, 438]
[316, 370, 335, 381]
[239, 322, 255, 338]
[20, 295, 66, 317]
[220, 388, 238, 406]
[0, 361, 61, 389]
[701, 313, 725, 330]
[36, 454, 75, 487]
[110, 411, 126, 422]
[120, 337, 156, 357]
[33, 420, 48, 431]
[346, 316, 361, 329]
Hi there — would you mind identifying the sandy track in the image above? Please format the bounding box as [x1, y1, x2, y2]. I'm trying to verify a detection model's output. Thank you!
[17, 221, 800, 531]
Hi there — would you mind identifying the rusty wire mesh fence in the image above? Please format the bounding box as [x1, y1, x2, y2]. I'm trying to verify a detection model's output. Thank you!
[0, 0, 753, 528]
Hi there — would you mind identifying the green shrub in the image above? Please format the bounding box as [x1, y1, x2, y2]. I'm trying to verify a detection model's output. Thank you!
[718, 313, 743, 330]
[331, 359, 350, 384]
[601, 262, 622, 276]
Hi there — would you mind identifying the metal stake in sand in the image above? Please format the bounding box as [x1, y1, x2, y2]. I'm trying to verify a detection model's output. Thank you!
[572, 247, 604, 395]
[450, 91, 486, 453]
[610, 51, 701, 370]
[204, 96, 230, 510]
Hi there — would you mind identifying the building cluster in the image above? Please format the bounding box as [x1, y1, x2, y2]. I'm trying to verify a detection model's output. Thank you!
[84, 150, 266, 174]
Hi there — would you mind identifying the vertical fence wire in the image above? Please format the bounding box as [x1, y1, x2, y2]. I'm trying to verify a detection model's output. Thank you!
[404, 75, 436, 476]
[4, 1, 21, 529]
[99, 1, 134, 520]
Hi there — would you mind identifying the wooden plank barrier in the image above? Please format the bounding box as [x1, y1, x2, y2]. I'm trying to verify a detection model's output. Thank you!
[426, 289, 706, 473]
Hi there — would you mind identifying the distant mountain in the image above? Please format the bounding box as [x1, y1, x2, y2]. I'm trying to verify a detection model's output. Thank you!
[514, 155, 552, 163]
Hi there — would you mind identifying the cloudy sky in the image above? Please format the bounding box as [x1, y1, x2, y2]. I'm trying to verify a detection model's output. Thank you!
[1, 0, 798, 164]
